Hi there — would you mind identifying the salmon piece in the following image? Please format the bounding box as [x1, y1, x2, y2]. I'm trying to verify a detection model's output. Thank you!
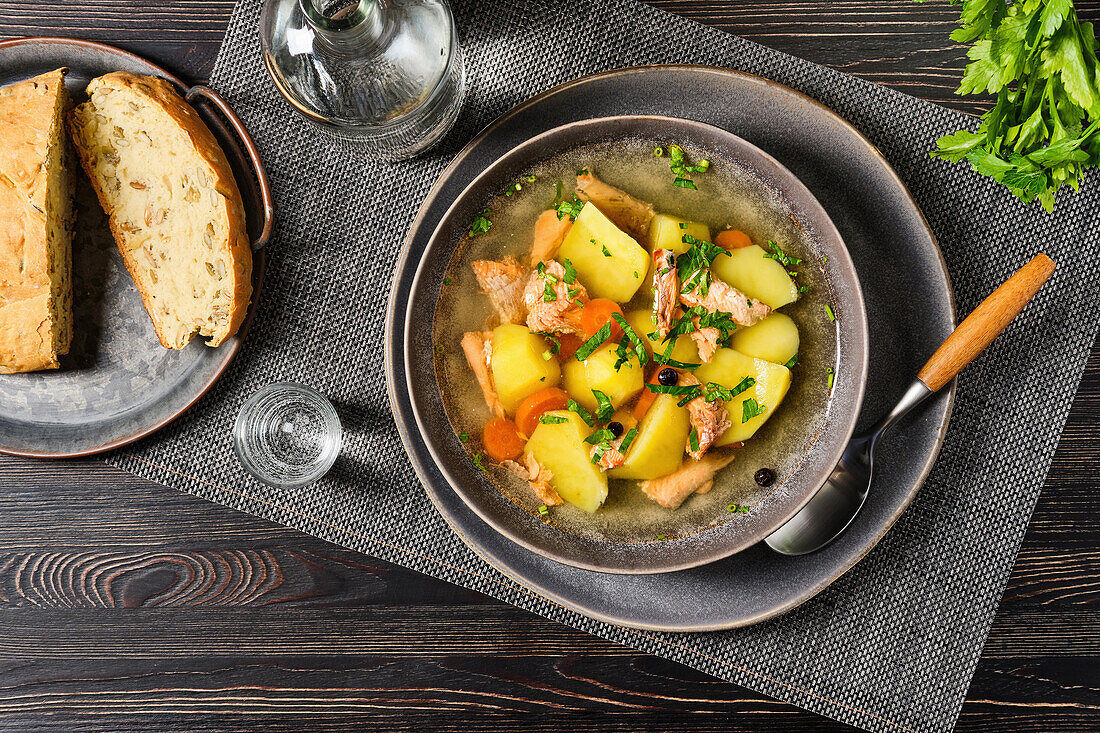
[690, 320, 721, 363]
[528, 209, 573, 266]
[640, 452, 736, 509]
[592, 445, 625, 470]
[576, 171, 655, 240]
[472, 256, 528, 325]
[679, 374, 731, 459]
[503, 453, 563, 506]
[652, 249, 679, 338]
[524, 260, 588, 334]
[461, 331, 505, 419]
[680, 278, 771, 328]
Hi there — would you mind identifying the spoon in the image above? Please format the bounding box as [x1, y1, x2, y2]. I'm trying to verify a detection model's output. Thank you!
[765, 253, 1056, 556]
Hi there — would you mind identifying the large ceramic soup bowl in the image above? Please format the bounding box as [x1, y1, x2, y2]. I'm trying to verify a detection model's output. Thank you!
[404, 115, 868, 574]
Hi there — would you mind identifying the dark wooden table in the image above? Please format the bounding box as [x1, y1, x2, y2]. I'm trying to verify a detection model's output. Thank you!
[2, 2, 1098, 731]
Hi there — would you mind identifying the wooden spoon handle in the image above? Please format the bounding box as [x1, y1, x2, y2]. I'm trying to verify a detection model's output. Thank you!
[917, 253, 1056, 392]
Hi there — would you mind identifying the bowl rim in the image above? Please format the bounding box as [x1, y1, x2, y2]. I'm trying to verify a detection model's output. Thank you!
[403, 113, 870, 574]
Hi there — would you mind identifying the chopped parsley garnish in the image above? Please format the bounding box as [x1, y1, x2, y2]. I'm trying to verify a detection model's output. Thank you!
[525, 174, 537, 183]
[678, 222, 689, 229]
[826, 367, 835, 390]
[633, 270, 639, 279]
[783, 353, 799, 369]
[459, 432, 469, 442]
[656, 535, 668, 540]
[688, 427, 700, 453]
[538, 504, 550, 516]
[541, 334, 561, 355]
[611, 313, 649, 367]
[798, 285, 809, 294]
[584, 428, 616, 445]
[825, 304, 836, 322]
[567, 286, 583, 299]
[729, 376, 757, 398]
[468, 210, 492, 237]
[539, 414, 568, 425]
[763, 241, 802, 268]
[561, 258, 577, 285]
[577, 167, 590, 176]
[742, 398, 767, 423]
[541, 349, 553, 361]
[575, 322, 612, 361]
[702, 382, 733, 402]
[666, 144, 710, 189]
[502, 180, 523, 196]
[590, 441, 613, 465]
[677, 237, 729, 297]
[555, 195, 584, 221]
[822, 255, 828, 264]
[471, 452, 490, 475]
[654, 147, 664, 157]
[619, 427, 639, 452]
[601, 245, 612, 257]
[592, 390, 615, 421]
[645, 383, 702, 396]
[442, 277, 452, 285]
[567, 399, 595, 426]
[542, 281, 557, 302]
[727, 503, 751, 513]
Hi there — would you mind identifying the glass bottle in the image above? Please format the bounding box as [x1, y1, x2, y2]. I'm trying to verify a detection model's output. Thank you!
[260, 0, 465, 159]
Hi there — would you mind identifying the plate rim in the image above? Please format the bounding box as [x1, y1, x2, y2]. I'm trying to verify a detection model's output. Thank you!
[387, 63, 956, 630]
[403, 112, 870, 573]
[0, 36, 266, 460]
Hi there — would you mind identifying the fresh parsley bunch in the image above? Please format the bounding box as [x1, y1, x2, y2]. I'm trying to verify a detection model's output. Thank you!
[927, 0, 1100, 212]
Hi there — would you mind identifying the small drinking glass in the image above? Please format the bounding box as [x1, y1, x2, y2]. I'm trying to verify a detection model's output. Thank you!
[233, 383, 343, 488]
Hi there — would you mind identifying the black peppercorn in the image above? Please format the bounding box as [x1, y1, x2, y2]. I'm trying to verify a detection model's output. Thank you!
[754, 468, 775, 487]
[657, 367, 678, 386]
[607, 421, 624, 437]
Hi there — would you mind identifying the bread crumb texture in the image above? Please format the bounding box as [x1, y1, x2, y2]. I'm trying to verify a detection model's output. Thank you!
[69, 72, 252, 350]
[0, 68, 74, 374]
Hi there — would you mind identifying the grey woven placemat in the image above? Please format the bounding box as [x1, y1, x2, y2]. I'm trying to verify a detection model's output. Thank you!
[105, 1, 1100, 731]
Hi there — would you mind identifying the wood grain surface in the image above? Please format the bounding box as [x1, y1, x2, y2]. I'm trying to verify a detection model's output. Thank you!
[1, 2, 1098, 732]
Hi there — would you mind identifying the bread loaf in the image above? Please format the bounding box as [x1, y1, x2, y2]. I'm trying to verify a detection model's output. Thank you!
[69, 72, 251, 349]
[0, 69, 75, 374]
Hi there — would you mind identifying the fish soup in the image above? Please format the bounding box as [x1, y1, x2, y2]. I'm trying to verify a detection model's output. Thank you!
[433, 140, 838, 543]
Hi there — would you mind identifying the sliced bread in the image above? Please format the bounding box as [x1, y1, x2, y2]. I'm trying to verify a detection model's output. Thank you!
[69, 72, 251, 349]
[0, 68, 74, 374]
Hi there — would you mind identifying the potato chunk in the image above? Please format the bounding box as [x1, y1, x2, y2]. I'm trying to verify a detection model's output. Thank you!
[609, 394, 692, 480]
[711, 243, 798, 309]
[525, 410, 608, 512]
[562, 342, 644, 413]
[558, 202, 649, 303]
[491, 324, 561, 414]
[730, 313, 800, 365]
[646, 213, 710, 256]
[694, 348, 791, 444]
[625, 309, 700, 364]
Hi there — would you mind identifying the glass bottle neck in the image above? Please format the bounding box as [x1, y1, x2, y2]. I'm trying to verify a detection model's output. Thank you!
[299, 0, 387, 49]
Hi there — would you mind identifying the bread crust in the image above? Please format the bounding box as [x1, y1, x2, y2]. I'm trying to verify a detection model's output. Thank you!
[0, 68, 72, 374]
[69, 72, 252, 349]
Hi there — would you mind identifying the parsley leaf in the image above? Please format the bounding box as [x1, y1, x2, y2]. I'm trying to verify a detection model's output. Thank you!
[539, 414, 568, 425]
[923, 0, 1100, 212]
[741, 398, 767, 423]
[468, 210, 492, 237]
[619, 427, 639, 452]
[591, 390, 615, 421]
[555, 195, 584, 221]
[567, 399, 595, 426]
[575, 323, 612, 361]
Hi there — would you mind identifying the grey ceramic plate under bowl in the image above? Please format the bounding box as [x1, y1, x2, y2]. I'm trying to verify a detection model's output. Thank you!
[0, 38, 270, 458]
[387, 65, 955, 629]
[408, 115, 869, 573]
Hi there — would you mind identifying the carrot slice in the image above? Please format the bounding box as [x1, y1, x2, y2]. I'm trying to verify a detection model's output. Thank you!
[557, 333, 584, 360]
[515, 387, 570, 436]
[578, 298, 625, 341]
[715, 229, 753, 250]
[482, 417, 527, 462]
[632, 369, 665, 421]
